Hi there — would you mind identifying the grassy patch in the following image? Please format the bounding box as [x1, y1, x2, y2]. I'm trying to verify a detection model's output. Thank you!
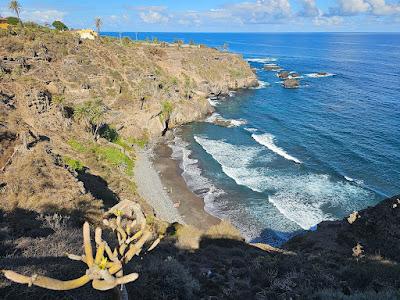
[92, 145, 134, 176]
[62, 156, 84, 172]
[67, 138, 134, 176]
[126, 136, 148, 149]
[67, 139, 88, 153]
[114, 137, 132, 151]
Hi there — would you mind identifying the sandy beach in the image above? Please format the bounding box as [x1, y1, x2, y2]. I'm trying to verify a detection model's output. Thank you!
[134, 146, 184, 224]
[134, 140, 220, 230]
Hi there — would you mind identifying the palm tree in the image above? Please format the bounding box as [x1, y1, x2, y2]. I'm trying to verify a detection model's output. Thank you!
[9, 0, 22, 26]
[95, 17, 102, 34]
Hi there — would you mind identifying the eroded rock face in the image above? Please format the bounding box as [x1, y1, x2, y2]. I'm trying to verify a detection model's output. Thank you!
[27, 90, 52, 114]
[0, 91, 15, 109]
[283, 78, 300, 89]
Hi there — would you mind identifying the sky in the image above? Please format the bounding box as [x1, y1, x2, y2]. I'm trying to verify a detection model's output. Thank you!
[1, 0, 400, 32]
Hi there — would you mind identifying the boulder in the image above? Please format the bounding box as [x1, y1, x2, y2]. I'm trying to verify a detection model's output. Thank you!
[282, 78, 300, 89]
[290, 72, 300, 78]
[263, 64, 281, 71]
[277, 71, 289, 79]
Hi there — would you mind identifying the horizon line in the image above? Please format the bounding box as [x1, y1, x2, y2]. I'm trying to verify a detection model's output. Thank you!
[101, 31, 400, 34]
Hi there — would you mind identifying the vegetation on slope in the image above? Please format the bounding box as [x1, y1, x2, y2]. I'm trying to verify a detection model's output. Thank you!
[1, 22, 398, 300]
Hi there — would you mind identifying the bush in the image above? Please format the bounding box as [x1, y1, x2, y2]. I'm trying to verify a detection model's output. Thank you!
[99, 124, 118, 142]
[52, 20, 68, 31]
[132, 256, 200, 299]
[205, 220, 243, 240]
[160, 100, 173, 122]
[63, 156, 85, 172]
[7, 17, 19, 25]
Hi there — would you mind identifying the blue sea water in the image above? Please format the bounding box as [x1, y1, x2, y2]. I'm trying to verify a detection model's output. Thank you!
[105, 32, 400, 245]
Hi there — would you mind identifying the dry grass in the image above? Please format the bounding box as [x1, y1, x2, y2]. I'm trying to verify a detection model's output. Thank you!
[175, 225, 203, 250]
[2, 143, 103, 223]
[205, 220, 244, 241]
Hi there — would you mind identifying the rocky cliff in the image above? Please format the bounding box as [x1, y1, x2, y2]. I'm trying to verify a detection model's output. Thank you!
[0, 25, 256, 219]
[1, 25, 399, 300]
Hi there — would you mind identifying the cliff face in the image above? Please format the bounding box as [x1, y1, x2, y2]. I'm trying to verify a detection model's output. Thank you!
[285, 195, 400, 262]
[2, 26, 399, 300]
[0, 27, 257, 140]
[0, 26, 256, 218]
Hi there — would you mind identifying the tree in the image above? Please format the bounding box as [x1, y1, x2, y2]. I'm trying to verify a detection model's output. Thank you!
[8, 0, 22, 26]
[95, 17, 102, 34]
[74, 99, 107, 140]
[52, 20, 68, 31]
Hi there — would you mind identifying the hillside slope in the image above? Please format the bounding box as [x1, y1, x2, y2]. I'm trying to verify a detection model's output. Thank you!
[0, 25, 257, 219]
[1, 25, 399, 300]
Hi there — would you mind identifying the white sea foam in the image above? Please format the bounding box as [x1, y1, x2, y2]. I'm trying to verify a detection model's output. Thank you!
[344, 175, 364, 186]
[169, 136, 224, 210]
[305, 73, 336, 78]
[252, 133, 301, 164]
[205, 113, 247, 127]
[207, 98, 220, 107]
[344, 176, 354, 182]
[193, 136, 373, 231]
[244, 127, 258, 133]
[194, 136, 267, 192]
[246, 57, 277, 63]
[267, 174, 372, 230]
[250, 80, 270, 89]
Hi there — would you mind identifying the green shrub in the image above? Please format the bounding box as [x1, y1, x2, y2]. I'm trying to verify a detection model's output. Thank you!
[160, 100, 173, 122]
[63, 156, 84, 172]
[52, 20, 68, 31]
[99, 124, 118, 142]
[7, 17, 19, 25]
[122, 37, 131, 46]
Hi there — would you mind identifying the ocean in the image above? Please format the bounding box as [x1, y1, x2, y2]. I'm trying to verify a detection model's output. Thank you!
[105, 32, 400, 245]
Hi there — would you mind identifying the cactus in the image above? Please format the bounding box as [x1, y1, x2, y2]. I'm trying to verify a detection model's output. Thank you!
[1, 201, 163, 294]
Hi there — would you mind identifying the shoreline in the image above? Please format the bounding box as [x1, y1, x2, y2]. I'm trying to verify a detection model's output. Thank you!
[134, 140, 220, 230]
[134, 146, 184, 224]
[152, 140, 220, 230]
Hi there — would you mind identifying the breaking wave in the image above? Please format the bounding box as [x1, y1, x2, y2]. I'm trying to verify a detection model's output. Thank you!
[194, 136, 373, 230]
[246, 57, 277, 63]
[169, 136, 225, 211]
[252, 133, 301, 164]
[305, 73, 336, 78]
[250, 80, 270, 89]
[206, 113, 247, 127]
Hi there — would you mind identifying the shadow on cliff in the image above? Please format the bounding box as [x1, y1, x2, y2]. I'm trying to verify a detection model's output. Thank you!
[77, 172, 119, 209]
[1, 195, 400, 300]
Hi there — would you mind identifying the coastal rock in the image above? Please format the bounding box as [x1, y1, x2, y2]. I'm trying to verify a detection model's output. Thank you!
[277, 71, 289, 79]
[290, 72, 300, 78]
[282, 78, 300, 89]
[263, 63, 281, 71]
